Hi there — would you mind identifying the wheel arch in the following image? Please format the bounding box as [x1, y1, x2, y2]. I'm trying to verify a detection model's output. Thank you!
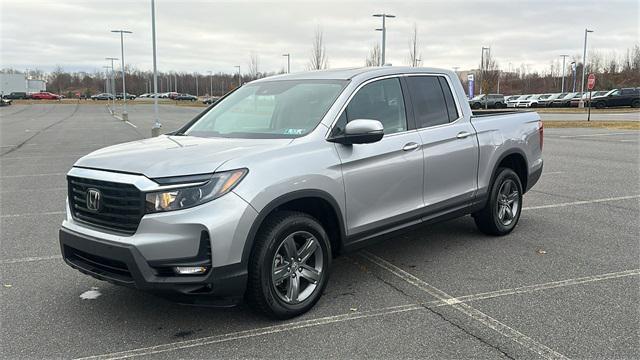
[491, 150, 529, 193]
[241, 190, 346, 266]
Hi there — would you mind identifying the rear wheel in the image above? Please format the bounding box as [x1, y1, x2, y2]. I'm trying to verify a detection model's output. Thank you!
[474, 168, 523, 236]
[631, 99, 640, 108]
[246, 211, 331, 319]
[472, 103, 481, 110]
[595, 101, 606, 109]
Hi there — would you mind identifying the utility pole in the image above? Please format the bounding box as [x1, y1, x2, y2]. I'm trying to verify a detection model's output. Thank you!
[111, 29, 132, 120]
[195, 73, 199, 97]
[282, 53, 291, 73]
[571, 61, 577, 92]
[579, 28, 594, 108]
[235, 66, 241, 87]
[208, 71, 213, 96]
[150, 0, 161, 137]
[105, 57, 118, 112]
[559, 54, 569, 92]
[373, 13, 395, 65]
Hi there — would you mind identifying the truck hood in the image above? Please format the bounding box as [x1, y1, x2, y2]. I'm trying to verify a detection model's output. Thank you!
[74, 135, 291, 178]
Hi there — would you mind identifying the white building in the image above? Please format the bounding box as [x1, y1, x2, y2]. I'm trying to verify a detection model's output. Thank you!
[0, 73, 46, 94]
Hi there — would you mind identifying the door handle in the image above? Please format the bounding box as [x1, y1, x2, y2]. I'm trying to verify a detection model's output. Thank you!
[402, 142, 420, 151]
[456, 131, 471, 139]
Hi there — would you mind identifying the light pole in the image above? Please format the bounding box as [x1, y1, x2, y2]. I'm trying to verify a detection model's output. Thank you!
[579, 28, 594, 108]
[105, 57, 118, 111]
[208, 71, 213, 96]
[570, 61, 577, 92]
[111, 29, 132, 120]
[102, 66, 110, 93]
[282, 53, 290, 73]
[235, 66, 241, 87]
[480, 46, 490, 96]
[559, 54, 569, 92]
[195, 73, 199, 97]
[373, 13, 395, 65]
[150, 0, 161, 137]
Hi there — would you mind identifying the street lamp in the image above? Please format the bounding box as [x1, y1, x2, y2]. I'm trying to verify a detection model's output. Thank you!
[282, 53, 291, 73]
[102, 66, 110, 93]
[373, 13, 395, 65]
[235, 65, 241, 87]
[570, 61, 577, 92]
[579, 28, 594, 108]
[150, 0, 161, 137]
[559, 54, 569, 93]
[207, 71, 213, 96]
[111, 29, 132, 120]
[105, 57, 118, 111]
[480, 46, 490, 107]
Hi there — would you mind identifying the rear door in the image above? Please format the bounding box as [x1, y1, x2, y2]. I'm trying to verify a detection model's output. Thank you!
[406, 75, 479, 212]
[332, 77, 424, 235]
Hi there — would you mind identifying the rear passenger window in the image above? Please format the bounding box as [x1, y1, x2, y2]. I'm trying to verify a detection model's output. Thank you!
[438, 77, 459, 121]
[406, 76, 455, 128]
[343, 78, 407, 135]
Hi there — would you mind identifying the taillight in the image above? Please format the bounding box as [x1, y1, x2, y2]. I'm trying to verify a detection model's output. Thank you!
[538, 120, 544, 151]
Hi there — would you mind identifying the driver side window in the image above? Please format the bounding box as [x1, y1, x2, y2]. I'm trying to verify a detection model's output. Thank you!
[333, 78, 407, 136]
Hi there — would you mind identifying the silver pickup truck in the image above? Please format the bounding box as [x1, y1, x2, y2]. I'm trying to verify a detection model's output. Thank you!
[60, 67, 543, 318]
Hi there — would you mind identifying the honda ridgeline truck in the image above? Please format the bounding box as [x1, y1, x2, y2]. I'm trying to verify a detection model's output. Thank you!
[60, 67, 543, 319]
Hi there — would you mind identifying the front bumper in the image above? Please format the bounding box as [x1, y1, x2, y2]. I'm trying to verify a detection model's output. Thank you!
[60, 227, 247, 300]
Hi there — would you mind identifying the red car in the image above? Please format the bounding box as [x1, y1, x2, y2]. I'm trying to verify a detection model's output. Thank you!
[31, 92, 61, 100]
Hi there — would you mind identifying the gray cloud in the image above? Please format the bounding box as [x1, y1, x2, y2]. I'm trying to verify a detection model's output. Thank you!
[1, 0, 638, 75]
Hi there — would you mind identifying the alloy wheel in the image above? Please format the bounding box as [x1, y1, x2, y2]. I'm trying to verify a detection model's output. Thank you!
[496, 179, 520, 226]
[271, 231, 324, 304]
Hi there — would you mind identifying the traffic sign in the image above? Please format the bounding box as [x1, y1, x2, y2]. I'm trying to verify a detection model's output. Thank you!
[587, 73, 596, 90]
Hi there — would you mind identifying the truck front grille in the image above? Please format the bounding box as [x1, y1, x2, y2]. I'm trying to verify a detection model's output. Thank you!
[68, 176, 144, 235]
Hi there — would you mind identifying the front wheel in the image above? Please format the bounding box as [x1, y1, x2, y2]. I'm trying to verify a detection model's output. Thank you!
[246, 211, 331, 319]
[595, 101, 606, 109]
[473, 168, 523, 236]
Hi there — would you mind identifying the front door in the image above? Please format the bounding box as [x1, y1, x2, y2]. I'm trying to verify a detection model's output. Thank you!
[332, 77, 424, 236]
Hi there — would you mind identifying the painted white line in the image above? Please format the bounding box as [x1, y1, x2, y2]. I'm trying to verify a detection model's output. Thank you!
[543, 171, 565, 175]
[74, 304, 423, 360]
[452, 269, 640, 304]
[523, 194, 640, 210]
[559, 132, 636, 138]
[0, 172, 65, 178]
[0, 255, 62, 265]
[360, 251, 569, 360]
[1, 211, 65, 218]
[125, 121, 138, 128]
[619, 139, 638, 142]
[0, 187, 66, 194]
[1, 154, 86, 160]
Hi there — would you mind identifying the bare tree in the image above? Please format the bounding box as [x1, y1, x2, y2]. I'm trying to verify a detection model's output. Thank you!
[365, 43, 381, 67]
[248, 53, 259, 80]
[408, 24, 421, 67]
[308, 26, 328, 70]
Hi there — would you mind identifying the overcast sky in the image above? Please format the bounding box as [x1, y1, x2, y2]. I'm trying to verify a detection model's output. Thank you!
[1, 0, 638, 75]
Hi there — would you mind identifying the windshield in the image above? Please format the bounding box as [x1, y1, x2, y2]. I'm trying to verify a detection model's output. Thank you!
[185, 79, 347, 138]
[517, 95, 530, 100]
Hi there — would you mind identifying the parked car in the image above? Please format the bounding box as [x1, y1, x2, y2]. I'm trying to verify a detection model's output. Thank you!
[91, 93, 115, 100]
[518, 94, 555, 108]
[549, 92, 579, 107]
[504, 95, 520, 103]
[570, 91, 608, 107]
[590, 88, 640, 109]
[203, 96, 221, 105]
[116, 93, 137, 100]
[4, 92, 30, 99]
[59, 67, 543, 319]
[0, 95, 12, 106]
[537, 93, 565, 107]
[507, 95, 531, 108]
[469, 94, 506, 109]
[175, 93, 198, 101]
[31, 92, 61, 100]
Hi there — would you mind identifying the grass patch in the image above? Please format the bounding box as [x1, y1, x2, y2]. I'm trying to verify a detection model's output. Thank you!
[544, 121, 640, 130]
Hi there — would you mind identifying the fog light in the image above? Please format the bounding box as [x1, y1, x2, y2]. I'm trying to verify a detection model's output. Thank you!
[173, 266, 208, 275]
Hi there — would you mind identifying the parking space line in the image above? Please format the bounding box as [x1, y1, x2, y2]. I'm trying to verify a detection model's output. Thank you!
[1, 211, 65, 218]
[0, 172, 66, 178]
[359, 251, 569, 360]
[74, 304, 423, 360]
[523, 194, 640, 210]
[543, 171, 564, 175]
[125, 121, 138, 128]
[0, 255, 62, 265]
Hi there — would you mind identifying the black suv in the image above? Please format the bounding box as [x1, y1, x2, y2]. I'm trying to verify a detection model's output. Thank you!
[592, 88, 640, 109]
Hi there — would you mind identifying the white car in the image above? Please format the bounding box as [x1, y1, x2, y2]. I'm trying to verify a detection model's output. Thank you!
[507, 95, 530, 108]
[519, 94, 553, 108]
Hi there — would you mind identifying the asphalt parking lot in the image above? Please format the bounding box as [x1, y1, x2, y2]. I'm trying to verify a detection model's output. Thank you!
[1, 103, 639, 359]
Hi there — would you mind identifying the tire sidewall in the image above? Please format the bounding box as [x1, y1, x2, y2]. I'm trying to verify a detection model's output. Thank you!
[258, 215, 331, 317]
[488, 168, 523, 234]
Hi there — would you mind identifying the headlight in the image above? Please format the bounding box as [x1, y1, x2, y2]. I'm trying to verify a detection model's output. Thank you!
[145, 169, 247, 213]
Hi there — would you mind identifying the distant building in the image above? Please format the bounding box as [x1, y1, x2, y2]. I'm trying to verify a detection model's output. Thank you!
[0, 73, 46, 94]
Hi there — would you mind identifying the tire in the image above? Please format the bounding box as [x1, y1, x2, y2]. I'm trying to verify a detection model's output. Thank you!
[631, 99, 640, 108]
[473, 168, 523, 236]
[595, 101, 606, 109]
[246, 211, 332, 319]
[530, 103, 538, 108]
[472, 103, 481, 110]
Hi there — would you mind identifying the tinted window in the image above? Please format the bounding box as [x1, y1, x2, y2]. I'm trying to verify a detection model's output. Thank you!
[407, 76, 450, 128]
[343, 78, 407, 135]
[438, 77, 459, 121]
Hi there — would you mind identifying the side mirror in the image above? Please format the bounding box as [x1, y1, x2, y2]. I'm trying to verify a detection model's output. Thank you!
[328, 119, 384, 145]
